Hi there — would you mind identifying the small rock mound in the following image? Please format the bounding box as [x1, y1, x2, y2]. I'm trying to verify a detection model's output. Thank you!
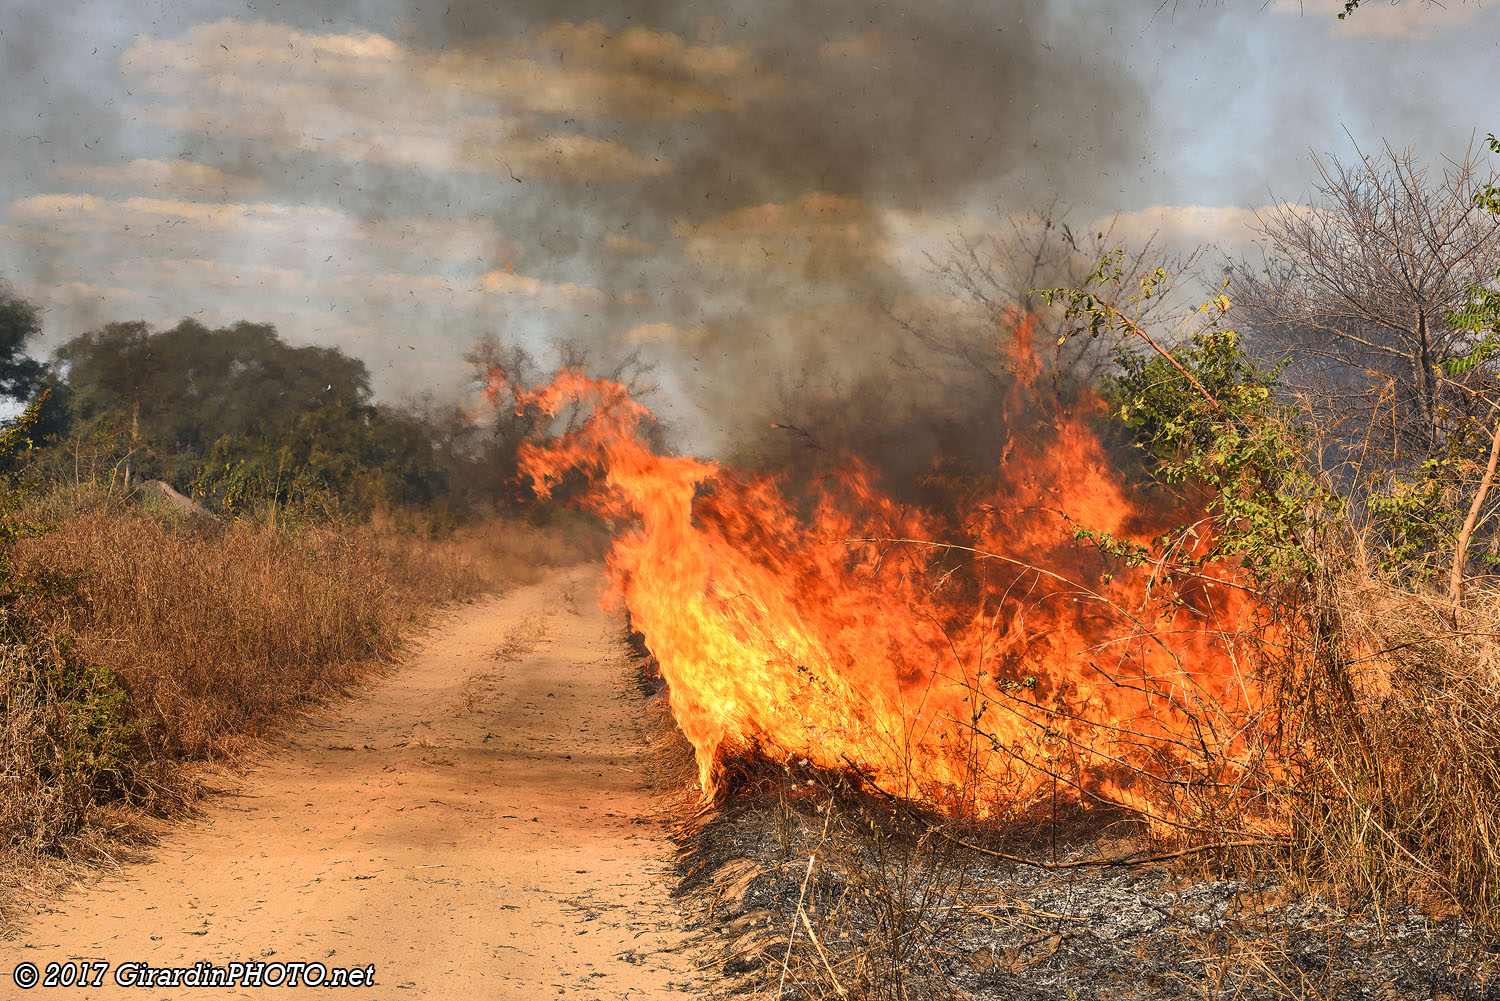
[134, 479, 217, 522]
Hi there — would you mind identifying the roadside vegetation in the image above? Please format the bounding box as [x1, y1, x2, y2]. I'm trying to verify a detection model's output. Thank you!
[0, 297, 604, 901]
[1047, 137, 1500, 929]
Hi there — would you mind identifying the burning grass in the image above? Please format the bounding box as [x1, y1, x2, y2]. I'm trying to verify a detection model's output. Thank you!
[0, 489, 591, 899]
[507, 365, 1276, 835]
[506, 318, 1500, 992]
[644, 649, 1500, 1000]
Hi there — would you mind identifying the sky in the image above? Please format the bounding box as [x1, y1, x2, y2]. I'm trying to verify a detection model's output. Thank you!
[2, 0, 1497, 447]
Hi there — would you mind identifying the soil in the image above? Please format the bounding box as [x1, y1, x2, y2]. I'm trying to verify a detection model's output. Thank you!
[3, 566, 700, 999]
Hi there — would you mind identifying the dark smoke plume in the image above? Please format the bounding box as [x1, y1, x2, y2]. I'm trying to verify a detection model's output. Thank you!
[5, 0, 1155, 466]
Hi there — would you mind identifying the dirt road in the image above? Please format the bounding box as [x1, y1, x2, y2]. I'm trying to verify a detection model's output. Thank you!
[5, 566, 699, 999]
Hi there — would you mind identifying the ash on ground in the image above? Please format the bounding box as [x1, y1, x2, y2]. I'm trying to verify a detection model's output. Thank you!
[670, 771, 1499, 1001]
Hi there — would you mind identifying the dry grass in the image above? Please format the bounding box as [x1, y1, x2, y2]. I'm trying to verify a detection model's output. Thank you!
[0, 490, 594, 885]
[1270, 539, 1500, 934]
[770, 797, 974, 1001]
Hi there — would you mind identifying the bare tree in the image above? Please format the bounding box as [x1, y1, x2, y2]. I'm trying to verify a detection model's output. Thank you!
[457, 334, 668, 508]
[914, 204, 1202, 395]
[1231, 139, 1500, 459]
[740, 207, 1201, 498]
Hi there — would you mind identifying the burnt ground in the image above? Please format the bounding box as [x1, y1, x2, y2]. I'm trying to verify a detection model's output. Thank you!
[631, 642, 1500, 1001]
[676, 790, 1500, 1001]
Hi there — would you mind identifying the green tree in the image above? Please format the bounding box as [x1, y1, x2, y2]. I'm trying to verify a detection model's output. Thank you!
[57, 318, 440, 513]
[0, 286, 70, 470]
[1039, 255, 1339, 584]
[0, 286, 46, 406]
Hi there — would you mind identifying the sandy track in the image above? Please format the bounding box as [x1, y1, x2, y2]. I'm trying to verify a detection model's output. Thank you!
[4, 566, 699, 999]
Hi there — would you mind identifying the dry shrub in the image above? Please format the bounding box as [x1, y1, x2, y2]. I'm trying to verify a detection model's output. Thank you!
[0, 643, 118, 854]
[1093, 521, 1500, 935]
[0, 493, 590, 868]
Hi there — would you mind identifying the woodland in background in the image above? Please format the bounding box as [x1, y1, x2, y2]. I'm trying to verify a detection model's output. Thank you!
[0, 308, 617, 521]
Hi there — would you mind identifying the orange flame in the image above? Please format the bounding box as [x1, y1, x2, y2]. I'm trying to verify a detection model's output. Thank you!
[504, 337, 1274, 827]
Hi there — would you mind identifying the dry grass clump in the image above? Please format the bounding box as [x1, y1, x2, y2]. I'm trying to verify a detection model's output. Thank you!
[1074, 526, 1500, 939]
[777, 801, 972, 1001]
[367, 510, 601, 607]
[675, 775, 975, 1001]
[1278, 547, 1500, 931]
[0, 492, 590, 872]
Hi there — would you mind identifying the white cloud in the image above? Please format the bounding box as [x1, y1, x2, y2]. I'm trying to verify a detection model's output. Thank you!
[359, 217, 522, 266]
[15, 281, 146, 305]
[134, 101, 668, 181]
[1268, 0, 1486, 39]
[1, 189, 568, 363]
[1091, 204, 1279, 253]
[53, 158, 265, 198]
[116, 18, 785, 180]
[105, 257, 304, 295]
[437, 20, 788, 119]
[6, 193, 518, 272]
[603, 233, 655, 256]
[479, 268, 612, 309]
[10, 193, 344, 243]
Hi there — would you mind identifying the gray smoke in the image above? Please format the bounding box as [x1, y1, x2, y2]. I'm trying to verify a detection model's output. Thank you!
[2, 0, 1158, 457]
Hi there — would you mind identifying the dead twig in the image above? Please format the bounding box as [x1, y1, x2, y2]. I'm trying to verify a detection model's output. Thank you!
[1450, 407, 1500, 619]
[797, 906, 848, 997]
[775, 799, 833, 998]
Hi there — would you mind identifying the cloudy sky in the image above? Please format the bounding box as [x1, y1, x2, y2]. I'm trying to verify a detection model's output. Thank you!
[2, 0, 1497, 445]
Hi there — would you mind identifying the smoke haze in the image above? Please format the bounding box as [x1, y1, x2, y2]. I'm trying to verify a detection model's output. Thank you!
[2, 0, 1496, 450]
